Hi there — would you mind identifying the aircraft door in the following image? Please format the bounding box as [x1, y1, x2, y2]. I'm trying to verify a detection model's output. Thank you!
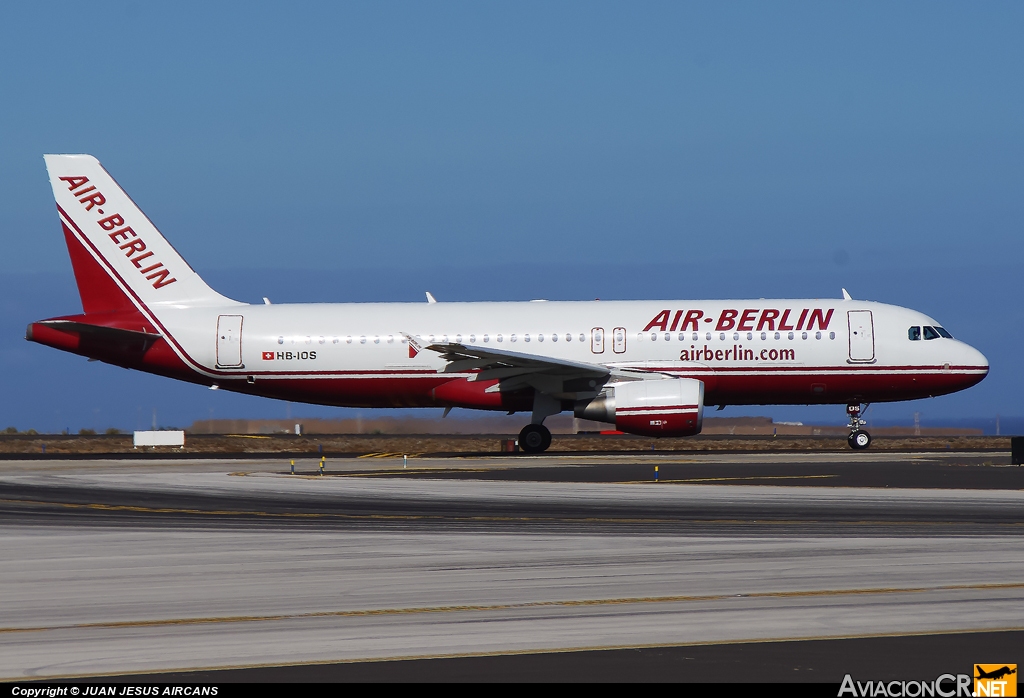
[612, 327, 626, 354]
[217, 315, 244, 367]
[591, 327, 605, 354]
[847, 310, 875, 362]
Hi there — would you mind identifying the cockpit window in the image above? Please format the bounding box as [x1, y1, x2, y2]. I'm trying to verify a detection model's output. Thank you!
[935, 326, 953, 339]
[908, 326, 921, 341]
[923, 326, 940, 340]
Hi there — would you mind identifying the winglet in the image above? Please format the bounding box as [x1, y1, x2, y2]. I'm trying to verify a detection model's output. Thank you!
[425, 292, 437, 304]
[403, 333, 423, 358]
[842, 288, 853, 300]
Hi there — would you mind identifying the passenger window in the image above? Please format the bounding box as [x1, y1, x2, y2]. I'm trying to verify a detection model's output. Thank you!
[760, 332, 766, 340]
[923, 326, 940, 340]
[908, 326, 921, 341]
[936, 327, 953, 339]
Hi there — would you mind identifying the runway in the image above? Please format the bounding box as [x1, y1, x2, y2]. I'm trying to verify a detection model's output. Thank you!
[1, 452, 1022, 680]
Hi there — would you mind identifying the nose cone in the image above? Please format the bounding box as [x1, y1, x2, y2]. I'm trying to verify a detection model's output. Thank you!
[955, 340, 989, 390]
[962, 341, 989, 372]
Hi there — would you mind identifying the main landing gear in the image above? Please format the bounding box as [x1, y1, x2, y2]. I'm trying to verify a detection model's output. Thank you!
[846, 403, 871, 450]
[519, 423, 552, 454]
[519, 392, 559, 454]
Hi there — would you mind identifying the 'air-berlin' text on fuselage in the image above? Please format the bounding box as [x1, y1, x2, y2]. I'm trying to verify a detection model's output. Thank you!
[58, 176, 177, 290]
[643, 308, 835, 333]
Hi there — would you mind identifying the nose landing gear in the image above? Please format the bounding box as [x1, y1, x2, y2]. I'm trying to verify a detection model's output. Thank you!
[846, 404, 871, 450]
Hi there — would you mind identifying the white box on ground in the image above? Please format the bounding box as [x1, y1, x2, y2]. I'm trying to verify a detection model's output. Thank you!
[133, 430, 185, 448]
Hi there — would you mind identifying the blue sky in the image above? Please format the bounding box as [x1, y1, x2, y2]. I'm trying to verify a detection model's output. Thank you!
[1, 2, 1022, 431]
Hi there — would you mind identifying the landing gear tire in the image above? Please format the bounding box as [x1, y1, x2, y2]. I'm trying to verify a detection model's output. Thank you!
[519, 424, 552, 454]
[848, 430, 871, 450]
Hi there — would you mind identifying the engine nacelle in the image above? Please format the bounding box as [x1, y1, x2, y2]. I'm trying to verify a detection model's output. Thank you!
[575, 378, 704, 437]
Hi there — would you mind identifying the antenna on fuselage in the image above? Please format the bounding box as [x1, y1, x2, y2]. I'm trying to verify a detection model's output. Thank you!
[841, 288, 853, 300]
[425, 292, 437, 304]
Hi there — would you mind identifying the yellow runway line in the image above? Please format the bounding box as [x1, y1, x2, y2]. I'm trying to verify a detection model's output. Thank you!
[2, 497, 1023, 529]
[1, 581, 1022, 636]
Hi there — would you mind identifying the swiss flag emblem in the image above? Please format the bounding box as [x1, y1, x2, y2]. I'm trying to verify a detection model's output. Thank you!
[262, 351, 274, 360]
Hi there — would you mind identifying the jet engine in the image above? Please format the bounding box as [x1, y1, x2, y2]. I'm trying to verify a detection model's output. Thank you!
[574, 378, 704, 437]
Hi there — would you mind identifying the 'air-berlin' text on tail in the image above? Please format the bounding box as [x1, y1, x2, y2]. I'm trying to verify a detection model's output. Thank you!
[44, 154, 239, 315]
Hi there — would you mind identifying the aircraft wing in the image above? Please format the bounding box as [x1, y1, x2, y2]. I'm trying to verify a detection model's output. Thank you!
[420, 340, 613, 396]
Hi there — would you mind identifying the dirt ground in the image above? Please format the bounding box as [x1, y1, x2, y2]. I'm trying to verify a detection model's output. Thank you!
[0, 433, 1010, 457]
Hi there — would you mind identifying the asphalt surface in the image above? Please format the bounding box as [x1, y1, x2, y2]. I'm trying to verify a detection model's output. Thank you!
[340, 453, 1022, 488]
[1, 452, 1021, 680]
[1, 452, 1022, 534]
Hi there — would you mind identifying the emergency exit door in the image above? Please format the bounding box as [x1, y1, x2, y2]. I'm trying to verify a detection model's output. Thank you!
[847, 310, 875, 362]
[217, 315, 244, 367]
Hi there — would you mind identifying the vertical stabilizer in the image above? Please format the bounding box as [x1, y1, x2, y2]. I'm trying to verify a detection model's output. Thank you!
[44, 154, 241, 312]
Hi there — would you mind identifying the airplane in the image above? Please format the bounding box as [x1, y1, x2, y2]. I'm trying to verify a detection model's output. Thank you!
[975, 666, 1017, 681]
[26, 154, 989, 453]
